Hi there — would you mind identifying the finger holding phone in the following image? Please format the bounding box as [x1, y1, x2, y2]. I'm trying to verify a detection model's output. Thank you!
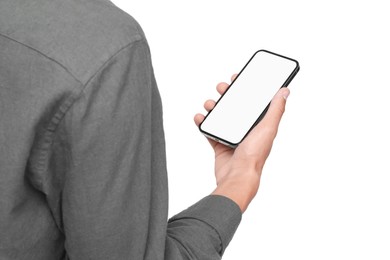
[194, 50, 299, 212]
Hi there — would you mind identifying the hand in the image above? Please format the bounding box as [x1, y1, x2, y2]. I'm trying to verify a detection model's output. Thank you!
[194, 74, 290, 212]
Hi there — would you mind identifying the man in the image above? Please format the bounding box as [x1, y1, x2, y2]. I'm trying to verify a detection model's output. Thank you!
[0, 0, 289, 259]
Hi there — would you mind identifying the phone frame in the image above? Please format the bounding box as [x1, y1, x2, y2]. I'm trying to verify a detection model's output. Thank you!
[199, 49, 300, 148]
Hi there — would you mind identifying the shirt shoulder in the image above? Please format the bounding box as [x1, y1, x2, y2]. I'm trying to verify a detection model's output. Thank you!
[0, 0, 145, 84]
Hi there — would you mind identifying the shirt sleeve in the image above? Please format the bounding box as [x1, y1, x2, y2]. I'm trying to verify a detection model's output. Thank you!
[44, 37, 241, 259]
[165, 195, 242, 259]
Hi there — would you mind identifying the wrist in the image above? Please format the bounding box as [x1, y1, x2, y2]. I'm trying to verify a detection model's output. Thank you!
[212, 169, 261, 213]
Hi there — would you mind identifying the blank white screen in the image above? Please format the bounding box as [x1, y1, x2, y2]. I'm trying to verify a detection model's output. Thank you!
[200, 50, 298, 145]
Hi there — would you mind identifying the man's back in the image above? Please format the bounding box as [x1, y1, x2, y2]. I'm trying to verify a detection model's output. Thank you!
[0, 1, 241, 259]
[0, 0, 168, 258]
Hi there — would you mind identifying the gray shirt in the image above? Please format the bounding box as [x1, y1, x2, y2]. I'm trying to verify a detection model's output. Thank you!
[0, 0, 241, 259]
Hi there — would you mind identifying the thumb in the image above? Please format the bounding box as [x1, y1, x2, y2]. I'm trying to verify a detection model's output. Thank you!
[256, 87, 289, 134]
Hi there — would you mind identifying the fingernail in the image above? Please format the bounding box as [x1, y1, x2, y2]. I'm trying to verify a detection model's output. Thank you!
[282, 89, 290, 100]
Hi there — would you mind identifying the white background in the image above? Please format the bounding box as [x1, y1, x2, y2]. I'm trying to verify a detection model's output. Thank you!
[113, 1, 390, 259]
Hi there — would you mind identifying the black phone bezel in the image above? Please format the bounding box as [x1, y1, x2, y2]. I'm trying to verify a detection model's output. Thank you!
[199, 49, 300, 148]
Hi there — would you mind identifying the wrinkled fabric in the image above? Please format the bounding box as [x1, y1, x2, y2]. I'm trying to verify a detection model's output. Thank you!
[0, 0, 241, 259]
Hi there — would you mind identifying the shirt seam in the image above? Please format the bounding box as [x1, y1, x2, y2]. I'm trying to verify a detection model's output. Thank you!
[27, 36, 145, 186]
[48, 36, 145, 134]
[79, 35, 144, 95]
[0, 32, 83, 86]
[41, 37, 147, 231]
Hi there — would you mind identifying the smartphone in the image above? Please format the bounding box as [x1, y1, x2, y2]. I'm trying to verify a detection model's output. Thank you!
[199, 49, 299, 148]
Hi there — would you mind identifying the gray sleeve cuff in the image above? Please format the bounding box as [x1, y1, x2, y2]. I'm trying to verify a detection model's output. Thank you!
[168, 195, 242, 254]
